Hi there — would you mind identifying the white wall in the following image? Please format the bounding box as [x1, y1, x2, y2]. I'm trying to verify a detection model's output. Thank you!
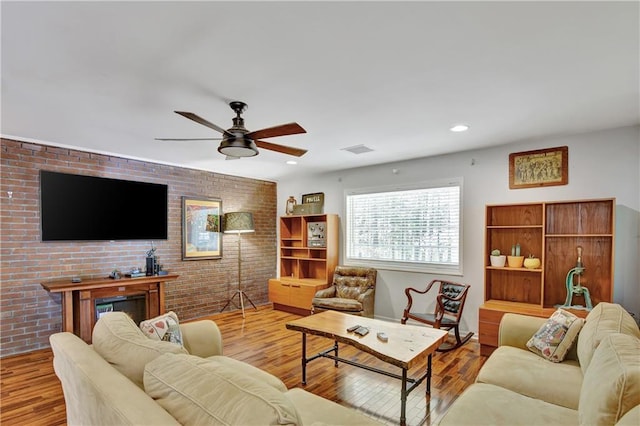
[277, 125, 640, 333]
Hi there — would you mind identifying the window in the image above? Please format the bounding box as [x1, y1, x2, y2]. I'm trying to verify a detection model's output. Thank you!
[345, 179, 462, 274]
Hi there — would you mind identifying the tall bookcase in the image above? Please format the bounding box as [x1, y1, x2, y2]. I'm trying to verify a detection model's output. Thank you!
[268, 214, 339, 315]
[479, 198, 615, 355]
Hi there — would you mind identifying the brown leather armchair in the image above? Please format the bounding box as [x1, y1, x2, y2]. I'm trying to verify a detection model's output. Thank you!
[311, 266, 377, 317]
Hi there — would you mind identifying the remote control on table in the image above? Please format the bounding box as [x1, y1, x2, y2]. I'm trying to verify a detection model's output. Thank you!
[346, 325, 361, 332]
[354, 326, 369, 336]
[377, 332, 388, 342]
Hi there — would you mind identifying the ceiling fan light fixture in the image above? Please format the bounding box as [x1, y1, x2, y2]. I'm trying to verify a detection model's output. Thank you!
[218, 138, 259, 157]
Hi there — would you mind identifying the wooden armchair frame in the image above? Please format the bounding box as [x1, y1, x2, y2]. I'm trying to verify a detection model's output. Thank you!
[401, 279, 473, 352]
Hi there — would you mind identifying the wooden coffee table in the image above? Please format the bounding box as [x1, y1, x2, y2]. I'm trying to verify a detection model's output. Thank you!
[286, 310, 448, 426]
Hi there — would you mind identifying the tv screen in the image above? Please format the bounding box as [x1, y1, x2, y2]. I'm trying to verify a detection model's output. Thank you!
[40, 170, 168, 241]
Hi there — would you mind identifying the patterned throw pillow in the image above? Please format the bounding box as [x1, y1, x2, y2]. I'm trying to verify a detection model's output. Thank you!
[526, 308, 584, 362]
[140, 311, 183, 346]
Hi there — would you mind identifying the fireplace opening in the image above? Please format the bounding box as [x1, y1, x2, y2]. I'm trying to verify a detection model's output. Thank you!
[95, 294, 146, 324]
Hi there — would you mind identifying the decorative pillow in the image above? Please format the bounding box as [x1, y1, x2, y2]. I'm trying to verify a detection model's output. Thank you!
[526, 309, 584, 362]
[140, 311, 183, 345]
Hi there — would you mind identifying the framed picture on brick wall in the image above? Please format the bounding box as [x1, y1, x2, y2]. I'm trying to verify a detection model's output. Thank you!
[182, 196, 222, 260]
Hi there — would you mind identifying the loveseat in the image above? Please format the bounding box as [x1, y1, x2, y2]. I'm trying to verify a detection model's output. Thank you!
[439, 302, 640, 425]
[50, 312, 381, 425]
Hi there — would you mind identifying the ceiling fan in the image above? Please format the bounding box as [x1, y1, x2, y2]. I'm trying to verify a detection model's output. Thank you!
[156, 101, 307, 159]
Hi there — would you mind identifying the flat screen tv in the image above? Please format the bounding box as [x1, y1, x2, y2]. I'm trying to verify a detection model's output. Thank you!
[40, 170, 168, 241]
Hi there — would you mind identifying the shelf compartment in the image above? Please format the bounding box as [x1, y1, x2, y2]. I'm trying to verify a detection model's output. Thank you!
[486, 227, 543, 262]
[546, 200, 614, 235]
[298, 259, 328, 281]
[281, 248, 311, 258]
[485, 269, 542, 305]
[280, 217, 303, 239]
[487, 203, 543, 227]
[543, 236, 613, 307]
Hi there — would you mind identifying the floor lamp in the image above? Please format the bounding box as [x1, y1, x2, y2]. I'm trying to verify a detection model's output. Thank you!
[220, 211, 257, 318]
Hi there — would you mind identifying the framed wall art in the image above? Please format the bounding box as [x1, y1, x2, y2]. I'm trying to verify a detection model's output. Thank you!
[182, 196, 222, 260]
[509, 146, 568, 189]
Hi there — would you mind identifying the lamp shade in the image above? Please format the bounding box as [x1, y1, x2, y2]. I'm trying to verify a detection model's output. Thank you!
[223, 212, 255, 233]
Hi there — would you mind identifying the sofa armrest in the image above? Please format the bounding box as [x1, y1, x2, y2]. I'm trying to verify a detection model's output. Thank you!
[180, 320, 223, 358]
[498, 313, 546, 350]
[314, 286, 336, 299]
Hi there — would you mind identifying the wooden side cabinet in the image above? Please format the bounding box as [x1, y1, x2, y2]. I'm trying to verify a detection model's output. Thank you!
[268, 278, 329, 316]
[270, 213, 339, 315]
[41, 274, 178, 343]
[480, 198, 614, 355]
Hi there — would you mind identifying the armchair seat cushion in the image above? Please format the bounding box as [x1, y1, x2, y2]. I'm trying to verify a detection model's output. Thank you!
[312, 297, 363, 312]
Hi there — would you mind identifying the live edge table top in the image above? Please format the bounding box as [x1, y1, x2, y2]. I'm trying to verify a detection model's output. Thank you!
[286, 310, 448, 370]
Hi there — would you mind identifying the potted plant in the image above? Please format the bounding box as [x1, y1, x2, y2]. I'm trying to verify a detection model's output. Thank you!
[523, 254, 541, 269]
[507, 243, 524, 268]
[489, 249, 506, 267]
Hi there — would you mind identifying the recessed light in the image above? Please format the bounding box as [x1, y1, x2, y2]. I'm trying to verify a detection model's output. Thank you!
[450, 124, 470, 132]
[286, 160, 297, 165]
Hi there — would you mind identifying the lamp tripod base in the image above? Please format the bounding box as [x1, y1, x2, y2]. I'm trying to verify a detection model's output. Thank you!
[220, 290, 257, 318]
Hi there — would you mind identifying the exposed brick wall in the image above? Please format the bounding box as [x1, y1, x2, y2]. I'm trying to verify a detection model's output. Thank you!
[0, 139, 277, 357]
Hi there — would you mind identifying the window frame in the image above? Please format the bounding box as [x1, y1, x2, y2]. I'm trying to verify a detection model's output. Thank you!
[343, 178, 463, 275]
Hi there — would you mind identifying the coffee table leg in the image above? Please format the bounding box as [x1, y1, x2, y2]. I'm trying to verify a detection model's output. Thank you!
[426, 353, 432, 394]
[301, 333, 307, 385]
[400, 368, 408, 426]
[333, 340, 339, 367]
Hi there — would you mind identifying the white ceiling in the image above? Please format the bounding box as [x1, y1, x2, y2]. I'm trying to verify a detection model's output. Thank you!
[2, 1, 638, 182]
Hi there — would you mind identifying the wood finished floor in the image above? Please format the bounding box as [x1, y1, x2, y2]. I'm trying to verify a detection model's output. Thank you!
[0, 306, 487, 426]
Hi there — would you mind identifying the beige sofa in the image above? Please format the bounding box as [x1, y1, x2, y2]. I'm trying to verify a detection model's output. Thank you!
[50, 312, 381, 425]
[439, 302, 640, 425]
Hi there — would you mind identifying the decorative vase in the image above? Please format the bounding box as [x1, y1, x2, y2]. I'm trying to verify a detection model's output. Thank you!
[507, 255, 524, 268]
[490, 255, 506, 267]
[523, 257, 541, 269]
[285, 196, 297, 215]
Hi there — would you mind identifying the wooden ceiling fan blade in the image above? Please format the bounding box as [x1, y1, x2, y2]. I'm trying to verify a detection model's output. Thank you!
[174, 111, 232, 136]
[246, 123, 306, 140]
[155, 137, 222, 141]
[255, 140, 307, 157]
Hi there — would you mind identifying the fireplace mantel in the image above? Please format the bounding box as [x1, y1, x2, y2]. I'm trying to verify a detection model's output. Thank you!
[42, 274, 179, 343]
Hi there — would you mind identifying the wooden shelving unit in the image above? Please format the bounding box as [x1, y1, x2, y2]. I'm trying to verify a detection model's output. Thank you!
[269, 214, 339, 315]
[479, 198, 615, 355]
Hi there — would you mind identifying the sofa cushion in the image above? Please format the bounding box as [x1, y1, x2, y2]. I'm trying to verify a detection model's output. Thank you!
[285, 388, 382, 425]
[144, 353, 302, 425]
[208, 355, 288, 393]
[476, 345, 583, 410]
[616, 405, 640, 426]
[140, 311, 183, 345]
[438, 383, 579, 425]
[526, 308, 584, 362]
[577, 302, 640, 374]
[579, 333, 640, 425]
[92, 312, 187, 388]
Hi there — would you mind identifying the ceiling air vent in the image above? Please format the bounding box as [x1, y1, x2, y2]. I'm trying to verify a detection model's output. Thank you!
[341, 144, 374, 155]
